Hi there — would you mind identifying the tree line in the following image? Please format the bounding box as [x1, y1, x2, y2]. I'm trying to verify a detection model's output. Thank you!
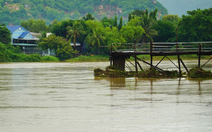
[0, 8, 212, 61]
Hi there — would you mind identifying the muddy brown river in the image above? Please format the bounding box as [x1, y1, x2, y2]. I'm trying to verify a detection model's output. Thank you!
[0, 61, 212, 132]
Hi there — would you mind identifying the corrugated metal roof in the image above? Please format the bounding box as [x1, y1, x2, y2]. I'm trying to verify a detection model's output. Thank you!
[6, 26, 21, 33]
[19, 32, 29, 38]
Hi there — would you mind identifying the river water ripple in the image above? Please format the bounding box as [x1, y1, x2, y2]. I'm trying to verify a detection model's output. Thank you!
[0, 61, 212, 132]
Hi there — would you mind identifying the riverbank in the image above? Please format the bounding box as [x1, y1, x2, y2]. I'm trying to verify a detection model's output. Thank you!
[65, 55, 109, 62]
[65, 54, 211, 62]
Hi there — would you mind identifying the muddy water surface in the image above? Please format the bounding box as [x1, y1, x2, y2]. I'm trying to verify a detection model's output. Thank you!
[0, 61, 212, 132]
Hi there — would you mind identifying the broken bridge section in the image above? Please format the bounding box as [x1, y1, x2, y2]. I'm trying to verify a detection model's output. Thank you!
[109, 41, 212, 74]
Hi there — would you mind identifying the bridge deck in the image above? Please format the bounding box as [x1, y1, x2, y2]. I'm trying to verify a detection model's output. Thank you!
[111, 51, 212, 56]
[109, 42, 212, 73]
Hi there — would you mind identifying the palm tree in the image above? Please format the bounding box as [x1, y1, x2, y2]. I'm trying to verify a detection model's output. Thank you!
[85, 28, 105, 54]
[140, 9, 158, 43]
[66, 21, 86, 50]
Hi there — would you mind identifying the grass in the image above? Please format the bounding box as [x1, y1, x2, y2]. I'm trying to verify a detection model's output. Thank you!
[188, 67, 212, 78]
[65, 55, 109, 62]
[94, 66, 181, 78]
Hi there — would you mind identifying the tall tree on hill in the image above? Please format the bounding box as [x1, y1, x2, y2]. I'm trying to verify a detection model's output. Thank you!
[118, 17, 123, 30]
[83, 13, 95, 21]
[114, 16, 117, 27]
[128, 13, 132, 22]
[66, 21, 86, 50]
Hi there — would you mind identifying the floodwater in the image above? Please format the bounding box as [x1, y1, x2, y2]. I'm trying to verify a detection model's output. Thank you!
[0, 60, 212, 132]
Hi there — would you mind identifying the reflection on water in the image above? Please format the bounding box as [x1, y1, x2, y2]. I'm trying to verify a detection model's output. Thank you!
[0, 62, 212, 132]
[95, 77, 211, 103]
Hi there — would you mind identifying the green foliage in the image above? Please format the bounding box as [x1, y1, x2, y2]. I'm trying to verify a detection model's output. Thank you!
[120, 25, 144, 43]
[153, 20, 175, 42]
[162, 14, 180, 26]
[94, 67, 136, 78]
[118, 17, 122, 30]
[101, 17, 114, 28]
[38, 34, 78, 60]
[188, 67, 212, 78]
[83, 13, 95, 21]
[139, 9, 158, 42]
[0, 42, 11, 62]
[114, 15, 117, 27]
[136, 69, 180, 78]
[0, 42, 60, 62]
[20, 18, 49, 33]
[0, 26, 11, 44]
[66, 55, 109, 62]
[178, 8, 212, 42]
[66, 21, 86, 50]
[41, 56, 60, 62]
[85, 20, 106, 54]
[51, 19, 74, 38]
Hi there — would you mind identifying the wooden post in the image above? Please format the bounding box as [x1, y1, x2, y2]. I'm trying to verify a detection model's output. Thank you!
[110, 43, 113, 66]
[135, 55, 138, 73]
[198, 43, 201, 68]
[134, 43, 136, 52]
[178, 55, 181, 75]
[113, 56, 126, 71]
[150, 41, 153, 69]
[176, 43, 181, 75]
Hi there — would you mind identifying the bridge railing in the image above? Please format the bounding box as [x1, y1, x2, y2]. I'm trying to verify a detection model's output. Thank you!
[111, 41, 212, 53]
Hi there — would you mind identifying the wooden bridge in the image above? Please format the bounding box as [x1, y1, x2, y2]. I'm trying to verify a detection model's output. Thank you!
[109, 41, 212, 74]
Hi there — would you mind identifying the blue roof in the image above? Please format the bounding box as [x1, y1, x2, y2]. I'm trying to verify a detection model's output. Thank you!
[19, 32, 29, 38]
[6, 26, 21, 33]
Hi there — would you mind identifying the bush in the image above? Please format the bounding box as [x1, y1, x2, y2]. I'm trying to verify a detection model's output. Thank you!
[41, 56, 60, 62]
[188, 67, 212, 78]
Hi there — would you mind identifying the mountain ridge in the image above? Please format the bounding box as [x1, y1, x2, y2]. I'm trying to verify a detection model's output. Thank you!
[0, 0, 168, 25]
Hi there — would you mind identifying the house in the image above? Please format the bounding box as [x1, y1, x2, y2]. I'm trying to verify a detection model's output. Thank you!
[70, 42, 88, 55]
[6, 25, 44, 54]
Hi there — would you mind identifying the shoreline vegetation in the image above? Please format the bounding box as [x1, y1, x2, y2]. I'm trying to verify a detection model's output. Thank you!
[94, 66, 212, 79]
[1, 54, 211, 63]
[65, 54, 211, 62]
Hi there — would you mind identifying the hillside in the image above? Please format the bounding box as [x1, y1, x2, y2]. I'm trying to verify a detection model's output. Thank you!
[0, 0, 168, 25]
[157, 0, 212, 16]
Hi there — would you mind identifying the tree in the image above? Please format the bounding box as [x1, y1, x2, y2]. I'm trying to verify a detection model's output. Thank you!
[85, 20, 106, 54]
[104, 26, 126, 53]
[120, 26, 144, 43]
[51, 19, 73, 38]
[0, 26, 11, 44]
[139, 9, 158, 43]
[162, 14, 180, 26]
[0, 42, 11, 62]
[178, 8, 212, 42]
[153, 20, 175, 42]
[82, 13, 95, 21]
[66, 21, 86, 50]
[20, 19, 49, 33]
[128, 13, 132, 22]
[114, 15, 117, 27]
[118, 17, 123, 30]
[38, 34, 77, 60]
[101, 16, 115, 28]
